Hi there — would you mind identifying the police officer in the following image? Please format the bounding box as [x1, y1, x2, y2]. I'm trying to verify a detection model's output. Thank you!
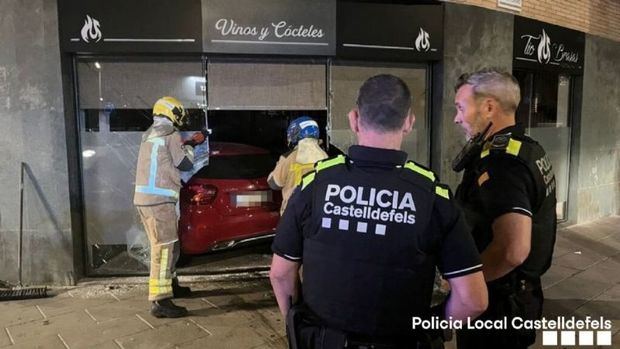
[270, 74, 488, 349]
[268, 116, 328, 215]
[134, 96, 198, 318]
[452, 69, 557, 349]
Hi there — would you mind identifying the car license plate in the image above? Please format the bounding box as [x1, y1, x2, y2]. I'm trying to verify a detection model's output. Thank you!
[233, 191, 272, 207]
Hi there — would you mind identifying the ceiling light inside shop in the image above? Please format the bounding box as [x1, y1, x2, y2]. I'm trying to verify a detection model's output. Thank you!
[82, 149, 96, 158]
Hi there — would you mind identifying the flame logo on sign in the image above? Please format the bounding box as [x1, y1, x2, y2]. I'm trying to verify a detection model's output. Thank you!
[415, 28, 430, 52]
[80, 15, 102, 43]
[537, 29, 551, 64]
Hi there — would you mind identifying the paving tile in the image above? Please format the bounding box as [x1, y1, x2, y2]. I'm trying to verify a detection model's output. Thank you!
[8, 333, 67, 349]
[0, 304, 44, 328]
[612, 319, 620, 336]
[248, 307, 286, 337]
[33, 297, 116, 319]
[88, 340, 123, 349]
[598, 235, 620, 252]
[134, 308, 185, 329]
[59, 316, 151, 349]
[244, 310, 287, 347]
[545, 276, 612, 303]
[573, 258, 620, 284]
[115, 319, 209, 349]
[177, 326, 270, 349]
[190, 306, 254, 328]
[565, 224, 616, 241]
[0, 328, 12, 347]
[85, 300, 148, 323]
[542, 298, 585, 317]
[6, 310, 93, 344]
[574, 299, 620, 320]
[542, 264, 580, 289]
[552, 233, 584, 257]
[552, 249, 607, 271]
[564, 232, 620, 258]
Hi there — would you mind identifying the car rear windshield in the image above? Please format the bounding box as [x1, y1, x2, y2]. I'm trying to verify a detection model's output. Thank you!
[194, 154, 277, 179]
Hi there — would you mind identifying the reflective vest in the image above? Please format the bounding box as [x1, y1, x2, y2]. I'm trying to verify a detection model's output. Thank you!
[134, 122, 191, 206]
[269, 138, 328, 214]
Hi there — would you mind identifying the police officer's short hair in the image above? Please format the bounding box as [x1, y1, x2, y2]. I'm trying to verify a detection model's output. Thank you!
[455, 68, 521, 113]
[356, 74, 412, 132]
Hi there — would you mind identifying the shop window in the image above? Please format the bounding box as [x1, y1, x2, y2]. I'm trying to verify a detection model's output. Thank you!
[83, 109, 100, 132]
[107, 109, 205, 132]
[207, 61, 326, 110]
[330, 63, 429, 165]
[514, 70, 572, 221]
[76, 59, 204, 275]
[195, 154, 276, 180]
[207, 110, 327, 156]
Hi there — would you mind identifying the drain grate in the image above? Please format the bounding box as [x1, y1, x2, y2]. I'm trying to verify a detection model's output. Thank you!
[0, 287, 47, 301]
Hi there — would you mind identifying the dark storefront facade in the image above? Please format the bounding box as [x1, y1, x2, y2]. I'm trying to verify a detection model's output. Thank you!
[57, 0, 442, 275]
[4, 0, 614, 284]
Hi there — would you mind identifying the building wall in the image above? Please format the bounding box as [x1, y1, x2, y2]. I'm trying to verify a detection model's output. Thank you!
[577, 35, 620, 223]
[443, 0, 620, 42]
[0, 0, 75, 284]
[436, 3, 514, 189]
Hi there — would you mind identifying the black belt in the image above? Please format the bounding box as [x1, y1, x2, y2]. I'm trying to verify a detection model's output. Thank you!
[488, 275, 541, 294]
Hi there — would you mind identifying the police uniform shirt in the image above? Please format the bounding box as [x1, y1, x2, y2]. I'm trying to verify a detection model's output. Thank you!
[477, 125, 536, 219]
[272, 145, 482, 335]
[456, 125, 538, 251]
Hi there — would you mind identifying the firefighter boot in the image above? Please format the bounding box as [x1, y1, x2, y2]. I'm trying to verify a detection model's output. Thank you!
[150, 298, 188, 318]
[172, 278, 192, 298]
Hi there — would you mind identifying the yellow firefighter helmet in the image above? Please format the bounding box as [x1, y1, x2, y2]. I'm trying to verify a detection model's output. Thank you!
[152, 96, 189, 127]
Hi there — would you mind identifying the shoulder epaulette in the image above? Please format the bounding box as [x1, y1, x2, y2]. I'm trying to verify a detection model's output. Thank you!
[301, 171, 316, 190]
[434, 183, 451, 200]
[403, 161, 436, 182]
[481, 133, 523, 159]
[301, 154, 346, 190]
[315, 154, 346, 172]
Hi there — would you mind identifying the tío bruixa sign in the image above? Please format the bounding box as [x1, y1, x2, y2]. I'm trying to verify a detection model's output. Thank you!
[519, 29, 579, 65]
[513, 16, 584, 74]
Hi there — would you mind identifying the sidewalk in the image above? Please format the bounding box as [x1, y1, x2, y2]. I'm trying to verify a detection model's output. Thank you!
[1, 216, 619, 349]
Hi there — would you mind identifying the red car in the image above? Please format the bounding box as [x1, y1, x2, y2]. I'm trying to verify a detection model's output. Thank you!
[179, 142, 282, 255]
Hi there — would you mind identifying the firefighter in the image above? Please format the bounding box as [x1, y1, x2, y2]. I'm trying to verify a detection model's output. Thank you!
[268, 116, 328, 215]
[134, 96, 199, 318]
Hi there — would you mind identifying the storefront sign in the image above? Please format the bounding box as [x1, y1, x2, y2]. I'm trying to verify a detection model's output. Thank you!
[203, 0, 336, 56]
[57, 0, 203, 53]
[514, 16, 585, 74]
[337, 2, 443, 62]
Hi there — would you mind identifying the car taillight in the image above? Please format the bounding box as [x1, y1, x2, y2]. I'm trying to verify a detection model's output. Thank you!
[188, 184, 217, 205]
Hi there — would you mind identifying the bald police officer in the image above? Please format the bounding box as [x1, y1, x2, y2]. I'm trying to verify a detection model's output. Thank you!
[270, 74, 488, 349]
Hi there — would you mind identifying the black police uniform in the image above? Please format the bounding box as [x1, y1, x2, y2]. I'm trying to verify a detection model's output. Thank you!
[272, 145, 483, 349]
[454, 125, 557, 349]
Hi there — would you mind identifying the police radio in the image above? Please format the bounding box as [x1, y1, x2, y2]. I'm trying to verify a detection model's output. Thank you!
[451, 122, 493, 172]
